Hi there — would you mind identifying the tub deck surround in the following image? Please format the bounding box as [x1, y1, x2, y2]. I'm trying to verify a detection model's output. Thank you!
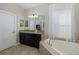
[40, 39, 79, 55]
[40, 41, 59, 55]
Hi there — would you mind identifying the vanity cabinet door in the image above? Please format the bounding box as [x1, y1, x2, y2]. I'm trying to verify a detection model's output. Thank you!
[19, 33, 25, 44]
[19, 32, 41, 48]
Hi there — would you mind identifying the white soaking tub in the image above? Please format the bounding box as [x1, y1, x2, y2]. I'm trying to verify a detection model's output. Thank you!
[40, 39, 79, 55]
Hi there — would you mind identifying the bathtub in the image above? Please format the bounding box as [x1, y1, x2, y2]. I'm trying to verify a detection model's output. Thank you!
[39, 39, 79, 55]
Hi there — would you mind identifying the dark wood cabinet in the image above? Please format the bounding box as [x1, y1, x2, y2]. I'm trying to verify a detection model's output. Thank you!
[19, 32, 41, 48]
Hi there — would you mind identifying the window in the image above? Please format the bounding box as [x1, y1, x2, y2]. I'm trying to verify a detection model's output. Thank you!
[53, 11, 71, 40]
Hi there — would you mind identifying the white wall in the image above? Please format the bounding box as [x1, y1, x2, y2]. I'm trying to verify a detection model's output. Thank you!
[25, 4, 49, 36]
[0, 3, 25, 43]
[0, 3, 49, 42]
[1, 3, 79, 43]
[0, 3, 24, 19]
[25, 3, 79, 41]
[73, 4, 79, 42]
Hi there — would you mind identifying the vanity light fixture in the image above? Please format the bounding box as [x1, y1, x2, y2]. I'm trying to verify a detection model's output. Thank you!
[28, 14, 38, 18]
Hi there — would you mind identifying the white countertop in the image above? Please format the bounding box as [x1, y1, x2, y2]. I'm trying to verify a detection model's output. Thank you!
[19, 30, 42, 34]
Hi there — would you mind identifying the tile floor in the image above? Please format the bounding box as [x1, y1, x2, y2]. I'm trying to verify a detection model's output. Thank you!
[0, 44, 40, 55]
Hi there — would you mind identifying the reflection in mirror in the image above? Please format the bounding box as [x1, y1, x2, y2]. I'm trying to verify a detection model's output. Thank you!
[20, 20, 25, 27]
[28, 15, 45, 31]
[19, 15, 45, 32]
[25, 20, 28, 27]
[28, 18, 35, 30]
[35, 16, 45, 31]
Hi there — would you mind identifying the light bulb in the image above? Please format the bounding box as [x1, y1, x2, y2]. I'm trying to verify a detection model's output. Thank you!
[28, 14, 38, 18]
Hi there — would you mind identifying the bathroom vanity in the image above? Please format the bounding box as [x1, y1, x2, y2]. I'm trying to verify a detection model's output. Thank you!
[19, 15, 44, 48]
[19, 30, 42, 48]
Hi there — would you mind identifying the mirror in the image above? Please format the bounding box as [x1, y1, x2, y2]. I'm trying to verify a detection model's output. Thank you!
[28, 16, 45, 31]
[19, 16, 45, 31]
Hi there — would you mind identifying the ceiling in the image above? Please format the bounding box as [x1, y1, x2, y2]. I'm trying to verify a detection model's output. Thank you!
[16, 3, 47, 9]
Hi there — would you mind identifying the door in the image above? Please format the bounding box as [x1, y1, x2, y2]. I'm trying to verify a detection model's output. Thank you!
[0, 10, 16, 51]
